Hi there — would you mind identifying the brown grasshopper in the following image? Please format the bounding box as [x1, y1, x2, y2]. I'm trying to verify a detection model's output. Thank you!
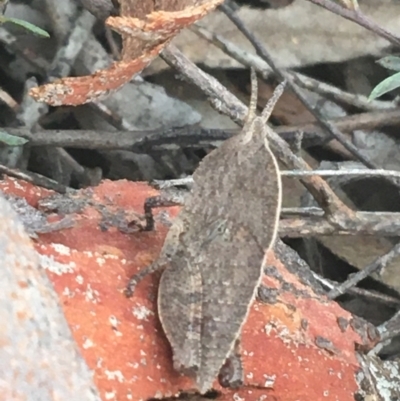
[126, 70, 283, 394]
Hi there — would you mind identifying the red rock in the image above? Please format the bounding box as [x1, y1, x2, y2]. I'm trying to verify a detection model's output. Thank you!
[0, 178, 373, 401]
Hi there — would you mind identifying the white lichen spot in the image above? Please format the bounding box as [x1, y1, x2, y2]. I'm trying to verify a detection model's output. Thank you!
[62, 287, 73, 297]
[278, 327, 290, 340]
[264, 323, 273, 336]
[147, 376, 154, 382]
[114, 330, 123, 337]
[156, 364, 161, 370]
[104, 391, 116, 400]
[75, 275, 84, 285]
[160, 378, 167, 383]
[323, 390, 329, 397]
[85, 284, 100, 303]
[13, 180, 24, 190]
[233, 393, 245, 401]
[96, 257, 106, 266]
[51, 243, 71, 256]
[127, 394, 133, 400]
[263, 374, 276, 388]
[121, 259, 127, 265]
[154, 392, 163, 399]
[104, 253, 119, 260]
[39, 254, 75, 275]
[83, 251, 94, 258]
[109, 315, 119, 328]
[105, 370, 125, 383]
[246, 372, 253, 379]
[82, 338, 94, 349]
[136, 324, 144, 331]
[132, 305, 153, 321]
[140, 350, 147, 356]
[140, 358, 147, 366]
[257, 395, 267, 401]
[96, 358, 103, 368]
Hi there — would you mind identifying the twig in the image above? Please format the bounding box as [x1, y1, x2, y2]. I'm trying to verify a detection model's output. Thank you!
[3, 108, 400, 150]
[1, 126, 231, 150]
[0, 163, 67, 193]
[152, 169, 400, 190]
[220, 1, 379, 169]
[307, 0, 400, 47]
[0, 87, 18, 110]
[282, 169, 400, 180]
[327, 242, 400, 299]
[290, 73, 397, 111]
[310, 271, 400, 307]
[161, 44, 352, 222]
[192, 24, 396, 112]
[280, 213, 400, 237]
[377, 309, 400, 343]
[281, 207, 325, 217]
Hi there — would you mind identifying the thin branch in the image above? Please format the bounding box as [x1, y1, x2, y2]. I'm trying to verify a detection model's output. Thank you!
[291, 73, 397, 111]
[327, 242, 400, 299]
[0, 163, 67, 193]
[308, 0, 400, 47]
[282, 169, 400, 180]
[161, 44, 352, 222]
[192, 24, 396, 112]
[280, 212, 400, 237]
[152, 169, 400, 190]
[220, 1, 380, 169]
[4, 107, 400, 150]
[377, 309, 400, 343]
[1, 126, 232, 150]
[311, 271, 400, 307]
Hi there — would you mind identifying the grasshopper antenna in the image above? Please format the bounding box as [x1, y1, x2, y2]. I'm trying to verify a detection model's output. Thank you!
[242, 68, 258, 132]
[261, 80, 286, 123]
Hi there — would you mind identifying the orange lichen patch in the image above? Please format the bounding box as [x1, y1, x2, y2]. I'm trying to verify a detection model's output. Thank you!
[29, 0, 224, 106]
[29, 46, 164, 106]
[0, 176, 52, 206]
[233, 252, 365, 401]
[0, 178, 369, 401]
[36, 242, 194, 400]
[107, 4, 222, 40]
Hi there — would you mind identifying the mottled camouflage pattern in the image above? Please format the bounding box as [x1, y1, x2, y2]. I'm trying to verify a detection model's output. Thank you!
[157, 72, 283, 393]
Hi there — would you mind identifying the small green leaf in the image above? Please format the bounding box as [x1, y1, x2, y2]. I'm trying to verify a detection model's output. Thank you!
[369, 72, 400, 100]
[0, 16, 49, 38]
[0, 130, 28, 146]
[376, 56, 400, 71]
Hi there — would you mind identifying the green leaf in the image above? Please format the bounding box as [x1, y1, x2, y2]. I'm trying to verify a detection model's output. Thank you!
[0, 130, 29, 146]
[0, 16, 49, 38]
[376, 56, 400, 71]
[369, 72, 400, 100]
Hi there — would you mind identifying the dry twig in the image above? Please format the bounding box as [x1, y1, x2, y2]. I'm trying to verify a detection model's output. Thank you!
[161, 45, 354, 225]
[220, 1, 380, 169]
[328, 242, 400, 299]
[308, 0, 400, 47]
